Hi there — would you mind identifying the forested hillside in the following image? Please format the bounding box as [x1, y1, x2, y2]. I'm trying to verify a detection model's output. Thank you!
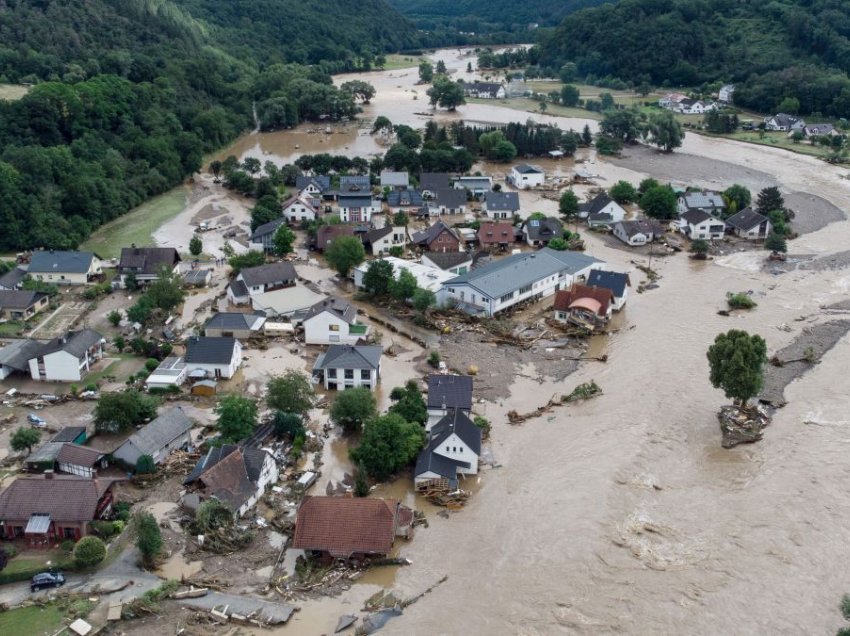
[0, 0, 416, 250]
[538, 0, 850, 116]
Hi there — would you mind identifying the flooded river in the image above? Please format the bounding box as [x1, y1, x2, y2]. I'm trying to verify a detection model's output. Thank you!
[184, 48, 850, 634]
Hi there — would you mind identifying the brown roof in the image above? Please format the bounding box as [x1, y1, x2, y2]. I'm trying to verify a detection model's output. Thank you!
[196, 448, 255, 513]
[293, 496, 406, 557]
[478, 222, 515, 245]
[0, 474, 116, 522]
[553, 284, 614, 316]
[56, 443, 103, 468]
[316, 225, 355, 251]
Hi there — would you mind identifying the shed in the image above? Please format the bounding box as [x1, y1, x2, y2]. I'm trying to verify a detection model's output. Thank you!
[112, 406, 193, 467]
[191, 380, 218, 397]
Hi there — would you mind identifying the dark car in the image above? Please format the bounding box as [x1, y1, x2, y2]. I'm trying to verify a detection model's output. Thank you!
[30, 571, 65, 592]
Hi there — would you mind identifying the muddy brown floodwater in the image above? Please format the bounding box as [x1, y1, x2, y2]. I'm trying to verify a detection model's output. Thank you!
[184, 48, 850, 635]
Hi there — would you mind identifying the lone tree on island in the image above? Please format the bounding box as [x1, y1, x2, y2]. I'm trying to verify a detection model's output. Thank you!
[707, 329, 768, 407]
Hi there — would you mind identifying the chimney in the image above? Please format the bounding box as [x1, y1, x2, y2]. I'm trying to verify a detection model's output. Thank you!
[44, 470, 54, 480]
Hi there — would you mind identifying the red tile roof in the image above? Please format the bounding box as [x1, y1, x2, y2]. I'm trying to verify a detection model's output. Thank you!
[196, 448, 255, 513]
[553, 284, 614, 316]
[478, 222, 515, 245]
[0, 475, 116, 522]
[293, 496, 408, 558]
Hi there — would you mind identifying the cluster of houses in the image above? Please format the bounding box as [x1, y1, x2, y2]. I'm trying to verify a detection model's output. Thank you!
[659, 92, 719, 115]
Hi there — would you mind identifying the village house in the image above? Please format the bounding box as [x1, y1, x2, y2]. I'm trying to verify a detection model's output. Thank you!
[184, 336, 243, 380]
[338, 174, 370, 193]
[477, 221, 516, 251]
[113, 406, 193, 468]
[182, 268, 212, 288]
[26, 329, 105, 382]
[419, 173, 450, 198]
[251, 285, 326, 319]
[523, 217, 564, 247]
[282, 193, 321, 223]
[803, 123, 837, 138]
[552, 284, 615, 331]
[302, 297, 369, 345]
[612, 219, 663, 246]
[312, 344, 382, 391]
[454, 176, 492, 198]
[427, 374, 473, 429]
[414, 409, 482, 489]
[579, 193, 627, 227]
[586, 269, 630, 311]
[427, 188, 468, 216]
[507, 164, 545, 189]
[718, 84, 735, 103]
[144, 356, 188, 390]
[204, 312, 266, 338]
[249, 217, 287, 253]
[386, 190, 423, 213]
[461, 81, 506, 99]
[764, 113, 806, 132]
[674, 98, 717, 115]
[411, 220, 463, 252]
[353, 257, 454, 303]
[483, 191, 520, 220]
[227, 262, 297, 305]
[117, 247, 181, 288]
[0, 266, 27, 291]
[680, 209, 726, 240]
[338, 191, 378, 223]
[292, 496, 414, 563]
[725, 207, 772, 240]
[27, 251, 102, 286]
[443, 248, 603, 317]
[183, 445, 279, 518]
[314, 225, 355, 252]
[421, 252, 473, 275]
[0, 339, 40, 379]
[677, 191, 726, 217]
[0, 473, 117, 547]
[363, 226, 408, 256]
[0, 290, 49, 321]
[295, 175, 332, 197]
[659, 92, 688, 109]
[25, 440, 105, 479]
[380, 170, 410, 190]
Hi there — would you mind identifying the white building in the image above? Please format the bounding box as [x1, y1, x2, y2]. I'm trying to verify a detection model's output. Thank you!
[353, 257, 454, 305]
[27, 251, 102, 286]
[282, 193, 321, 223]
[677, 191, 726, 217]
[364, 226, 408, 256]
[612, 220, 661, 246]
[578, 193, 626, 227]
[507, 164, 545, 189]
[26, 329, 105, 382]
[679, 209, 726, 240]
[426, 374, 473, 430]
[302, 297, 369, 345]
[725, 208, 772, 241]
[144, 356, 188, 390]
[453, 176, 492, 198]
[718, 84, 735, 103]
[184, 337, 243, 380]
[338, 193, 378, 223]
[227, 262, 297, 305]
[482, 191, 520, 220]
[586, 269, 630, 311]
[414, 410, 482, 488]
[312, 344, 382, 391]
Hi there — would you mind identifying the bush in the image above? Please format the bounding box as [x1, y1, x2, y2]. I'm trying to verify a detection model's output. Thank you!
[841, 594, 850, 621]
[84, 383, 97, 392]
[134, 511, 163, 568]
[60, 540, 76, 554]
[135, 454, 156, 474]
[145, 358, 160, 372]
[427, 350, 441, 368]
[114, 502, 131, 523]
[91, 520, 117, 538]
[473, 416, 491, 438]
[727, 293, 757, 310]
[74, 536, 106, 568]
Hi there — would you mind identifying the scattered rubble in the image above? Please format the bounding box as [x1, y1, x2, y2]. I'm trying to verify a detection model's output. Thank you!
[718, 404, 771, 449]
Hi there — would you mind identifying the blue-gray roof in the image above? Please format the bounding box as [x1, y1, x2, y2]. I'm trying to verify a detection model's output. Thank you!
[204, 312, 263, 332]
[430, 409, 481, 455]
[427, 375, 473, 411]
[185, 337, 238, 365]
[587, 269, 630, 298]
[313, 344, 382, 371]
[122, 406, 192, 457]
[296, 175, 331, 192]
[338, 194, 374, 208]
[387, 190, 423, 207]
[28, 251, 96, 274]
[680, 191, 725, 210]
[514, 164, 543, 174]
[485, 191, 520, 211]
[251, 216, 287, 240]
[445, 248, 603, 299]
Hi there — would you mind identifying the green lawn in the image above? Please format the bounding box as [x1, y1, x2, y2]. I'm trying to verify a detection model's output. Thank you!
[4, 550, 69, 575]
[381, 54, 422, 71]
[0, 320, 26, 337]
[468, 96, 601, 121]
[81, 187, 188, 259]
[0, 605, 64, 636]
[0, 83, 30, 101]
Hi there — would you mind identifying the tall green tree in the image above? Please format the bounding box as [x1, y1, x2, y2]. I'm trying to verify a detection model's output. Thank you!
[647, 111, 684, 152]
[215, 394, 258, 444]
[330, 387, 377, 433]
[640, 185, 678, 220]
[561, 84, 580, 107]
[94, 391, 158, 433]
[134, 511, 163, 568]
[419, 60, 434, 83]
[266, 370, 313, 415]
[559, 190, 579, 220]
[388, 380, 427, 425]
[189, 236, 203, 256]
[349, 413, 425, 480]
[600, 110, 641, 143]
[10, 427, 40, 454]
[609, 181, 637, 204]
[707, 330, 768, 406]
[273, 225, 295, 256]
[723, 185, 751, 216]
[325, 236, 366, 277]
[390, 268, 418, 301]
[362, 259, 395, 297]
[755, 187, 784, 215]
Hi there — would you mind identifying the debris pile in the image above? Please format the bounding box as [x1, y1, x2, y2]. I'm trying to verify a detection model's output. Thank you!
[717, 404, 771, 448]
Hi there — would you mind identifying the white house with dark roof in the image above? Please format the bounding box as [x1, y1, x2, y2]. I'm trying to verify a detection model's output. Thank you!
[676, 191, 726, 217]
[312, 344, 382, 391]
[612, 219, 662, 246]
[764, 113, 805, 132]
[522, 217, 563, 247]
[454, 176, 492, 198]
[508, 164, 545, 189]
[380, 170, 410, 190]
[26, 329, 105, 382]
[420, 173, 450, 198]
[0, 266, 27, 291]
[204, 312, 266, 338]
[587, 269, 631, 311]
[295, 175, 331, 196]
[421, 252, 473, 275]
[184, 336, 242, 380]
[249, 217, 287, 253]
[338, 192, 378, 223]
[0, 290, 49, 321]
[725, 207, 771, 240]
[302, 297, 369, 345]
[483, 191, 520, 220]
[363, 226, 408, 256]
[27, 251, 102, 286]
[679, 209, 726, 240]
[427, 188, 469, 217]
[426, 374, 473, 429]
[579, 193, 626, 227]
[386, 190, 423, 212]
[281, 193, 321, 223]
[227, 262, 297, 305]
[442, 248, 603, 317]
[415, 410, 482, 488]
[117, 247, 181, 288]
[462, 81, 506, 99]
[113, 406, 193, 467]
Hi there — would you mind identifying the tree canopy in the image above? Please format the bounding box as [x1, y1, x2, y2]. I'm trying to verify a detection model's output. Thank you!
[325, 236, 366, 277]
[330, 387, 377, 433]
[215, 394, 258, 444]
[349, 413, 425, 480]
[94, 391, 158, 433]
[388, 380, 427, 425]
[266, 370, 314, 415]
[10, 427, 41, 454]
[707, 329, 768, 406]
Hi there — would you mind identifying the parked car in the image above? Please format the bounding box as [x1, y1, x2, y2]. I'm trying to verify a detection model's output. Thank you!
[30, 571, 65, 592]
[27, 413, 47, 427]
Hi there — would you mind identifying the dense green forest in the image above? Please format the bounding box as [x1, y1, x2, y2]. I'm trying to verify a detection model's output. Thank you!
[388, 0, 612, 42]
[0, 0, 416, 251]
[538, 0, 850, 117]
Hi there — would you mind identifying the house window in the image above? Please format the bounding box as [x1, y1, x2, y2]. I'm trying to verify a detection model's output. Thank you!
[446, 446, 450, 452]
[360, 370, 370, 380]
[500, 292, 515, 303]
[329, 324, 340, 332]
[519, 284, 532, 294]
[344, 369, 354, 379]
[328, 369, 337, 379]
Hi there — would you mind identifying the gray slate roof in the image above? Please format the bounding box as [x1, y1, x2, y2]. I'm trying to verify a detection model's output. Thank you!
[380, 171, 409, 187]
[420, 173, 450, 192]
[427, 374, 473, 411]
[251, 216, 287, 240]
[204, 312, 264, 332]
[313, 344, 382, 371]
[303, 297, 358, 324]
[36, 329, 103, 359]
[433, 188, 467, 208]
[615, 219, 662, 238]
[579, 193, 616, 216]
[524, 217, 563, 241]
[364, 226, 394, 244]
[118, 247, 180, 275]
[387, 190, 423, 207]
[412, 220, 460, 246]
[338, 193, 374, 208]
[122, 406, 193, 457]
[339, 175, 370, 190]
[445, 248, 603, 299]
[51, 426, 87, 443]
[0, 338, 43, 371]
[239, 262, 296, 287]
[485, 191, 520, 211]
[725, 207, 768, 231]
[430, 409, 482, 455]
[296, 175, 331, 192]
[0, 267, 27, 290]
[463, 81, 503, 97]
[185, 336, 239, 365]
[422, 252, 472, 270]
[681, 209, 714, 225]
[0, 290, 47, 310]
[228, 279, 249, 298]
[587, 269, 630, 298]
[513, 163, 543, 174]
[28, 251, 96, 274]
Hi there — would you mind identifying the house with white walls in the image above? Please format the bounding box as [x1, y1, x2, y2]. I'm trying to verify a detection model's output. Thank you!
[414, 410, 482, 488]
[312, 344, 382, 391]
[302, 297, 369, 345]
[184, 337, 243, 380]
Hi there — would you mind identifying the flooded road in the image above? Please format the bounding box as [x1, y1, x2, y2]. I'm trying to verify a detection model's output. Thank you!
[169, 47, 850, 634]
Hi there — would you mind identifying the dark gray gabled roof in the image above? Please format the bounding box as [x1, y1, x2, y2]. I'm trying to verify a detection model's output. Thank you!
[380, 171, 409, 187]
[0, 267, 27, 290]
[364, 226, 394, 244]
[121, 406, 193, 457]
[184, 445, 237, 484]
[36, 329, 104, 359]
[28, 251, 97, 274]
[615, 219, 662, 238]
[524, 217, 563, 241]
[0, 338, 43, 371]
[679, 191, 725, 210]
[725, 207, 768, 231]
[51, 426, 87, 443]
[296, 175, 331, 192]
[185, 337, 239, 365]
[314, 344, 382, 371]
[118, 247, 180, 275]
[338, 194, 374, 208]
[430, 409, 482, 455]
[681, 209, 714, 225]
[513, 163, 543, 174]
[0, 290, 47, 310]
[387, 190, 423, 207]
[427, 375, 473, 411]
[302, 296, 358, 324]
[239, 262, 296, 287]
[434, 188, 467, 208]
[204, 312, 263, 332]
[422, 252, 472, 270]
[251, 216, 287, 240]
[241, 447, 270, 482]
[228, 279, 249, 298]
[484, 191, 520, 211]
[414, 446, 463, 482]
[420, 173, 450, 192]
[413, 220, 460, 246]
[587, 269, 630, 298]
[339, 175, 370, 190]
[581, 193, 616, 216]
